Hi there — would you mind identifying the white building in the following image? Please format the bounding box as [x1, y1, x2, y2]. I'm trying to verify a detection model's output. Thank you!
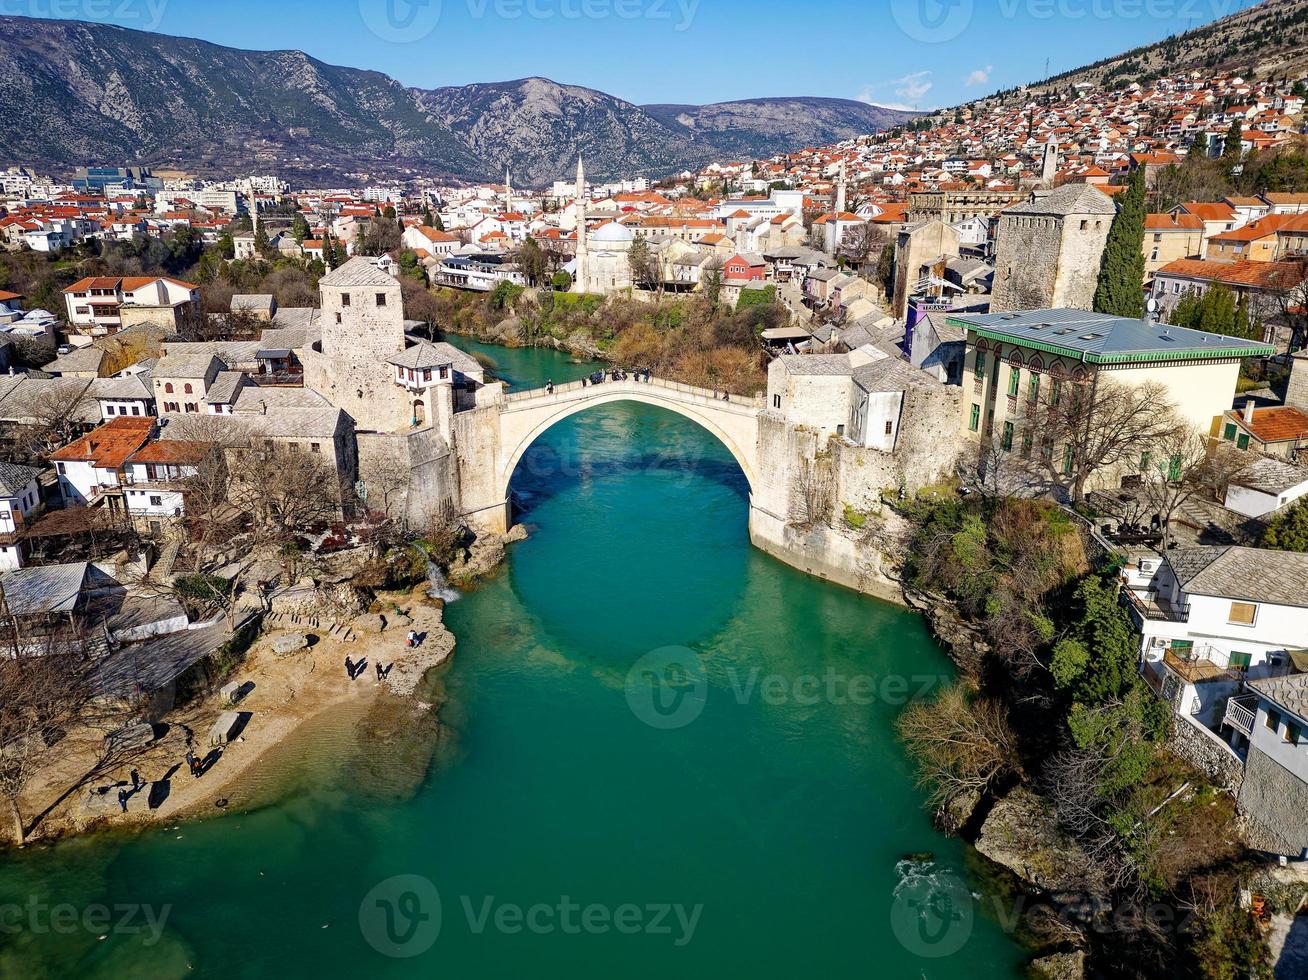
[0, 462, 43, 570]
[1126, 547, 1308, 767]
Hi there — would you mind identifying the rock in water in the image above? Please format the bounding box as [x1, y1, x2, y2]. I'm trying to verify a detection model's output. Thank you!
[974, 787, 1106, 904]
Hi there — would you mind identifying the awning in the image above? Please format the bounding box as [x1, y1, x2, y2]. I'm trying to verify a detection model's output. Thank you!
[761, 326, 814, 342]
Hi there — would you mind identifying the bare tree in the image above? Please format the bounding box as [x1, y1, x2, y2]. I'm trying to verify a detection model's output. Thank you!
[0, 634, 91, 843]
[789, 449, 837, 529]
[226, 444, 341, 566]
[896, 683, 1022, 811]
[11, 384, 90, 464]
[1139, 427, 1249, 550]
[1039, 378, 1180, 501]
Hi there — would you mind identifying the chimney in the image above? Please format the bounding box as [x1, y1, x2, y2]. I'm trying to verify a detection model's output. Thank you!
[1243, 400, 1256, 425]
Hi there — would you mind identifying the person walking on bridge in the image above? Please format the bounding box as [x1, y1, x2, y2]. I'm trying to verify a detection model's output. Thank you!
[546, 379, 554, 394]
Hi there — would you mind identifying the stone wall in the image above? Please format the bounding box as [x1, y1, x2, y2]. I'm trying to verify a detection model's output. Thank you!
[992, 212, 1109, 313]
[1237, 746, 1308, 857]
[1167, 713, 1245, 793]
[357, 429, 460, 529]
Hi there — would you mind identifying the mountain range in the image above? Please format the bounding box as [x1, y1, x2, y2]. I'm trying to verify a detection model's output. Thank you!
[0, 16, 917, 186]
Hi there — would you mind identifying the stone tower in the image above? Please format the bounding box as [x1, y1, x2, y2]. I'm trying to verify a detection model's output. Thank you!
[1041, 139, 1060, 187]
[572, 155, 590, 293]
[302, 257, 412, 433]
[991, 184, 1116, 313]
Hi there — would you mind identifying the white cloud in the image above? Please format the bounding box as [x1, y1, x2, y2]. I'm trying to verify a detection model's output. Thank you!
[964, 65, 993, 87]
[857, 72, 934, 111]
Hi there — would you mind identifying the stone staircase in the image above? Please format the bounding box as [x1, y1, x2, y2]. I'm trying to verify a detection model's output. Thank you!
[263, 609, 355, 644]
[155, 537, 182, 580]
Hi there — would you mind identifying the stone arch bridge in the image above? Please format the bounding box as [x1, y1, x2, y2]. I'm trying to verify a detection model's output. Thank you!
[452, 375, 768, 534]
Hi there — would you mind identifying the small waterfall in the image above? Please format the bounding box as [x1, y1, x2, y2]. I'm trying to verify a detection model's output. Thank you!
[426, 561, 461, 603]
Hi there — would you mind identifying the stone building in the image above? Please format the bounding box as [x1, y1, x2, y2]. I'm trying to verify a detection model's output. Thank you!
[891, 220, 962, 320]
[301, 258, 412, 433]
[991, 184, 1116, 313]
[908, 188, 1026, 225]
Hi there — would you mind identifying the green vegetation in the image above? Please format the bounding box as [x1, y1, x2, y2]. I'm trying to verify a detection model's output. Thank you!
[1262, 497, 1308, 552]
[900, 490, 1265, 975]
[735, 284, 775, 312]
[432, 286, 780, 395]
[1169, 284, 1256, 338]
[1094, 167, 1146, 318]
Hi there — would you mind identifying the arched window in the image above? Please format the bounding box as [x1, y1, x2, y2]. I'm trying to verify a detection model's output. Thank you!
[164, 383, 174, 394]
[183, 383, 193, 394]
[1028, 354, 1045, 373]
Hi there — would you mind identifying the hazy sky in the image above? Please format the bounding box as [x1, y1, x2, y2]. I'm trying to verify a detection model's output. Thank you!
[10, 0, 1255, 106]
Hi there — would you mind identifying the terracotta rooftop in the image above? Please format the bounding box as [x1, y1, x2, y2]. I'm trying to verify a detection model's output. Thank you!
[50, 416, 155, 468]
[1235, 406, 1308, 444]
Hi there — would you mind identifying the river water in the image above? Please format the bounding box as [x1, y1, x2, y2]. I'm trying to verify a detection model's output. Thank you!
[0, 337, 1028, 978]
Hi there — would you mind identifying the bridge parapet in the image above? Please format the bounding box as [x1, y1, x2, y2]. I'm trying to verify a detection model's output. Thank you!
[503, 375, 764, 414]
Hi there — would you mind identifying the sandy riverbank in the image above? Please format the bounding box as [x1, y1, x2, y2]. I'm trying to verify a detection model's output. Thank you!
[14, 587, 456, 845]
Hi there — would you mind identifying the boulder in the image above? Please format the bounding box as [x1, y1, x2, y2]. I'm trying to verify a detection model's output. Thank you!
[1029, 950, 1086, 980]
[355, 613, 388, 634]
[939, 789, 982, 835]
[504, 524, 529, 544]
[271, 633, 309, 655]
[975, 787, 1106, 902]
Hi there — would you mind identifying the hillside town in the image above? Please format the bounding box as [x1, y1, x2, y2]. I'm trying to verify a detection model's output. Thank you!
[4, 49, 1308, 979]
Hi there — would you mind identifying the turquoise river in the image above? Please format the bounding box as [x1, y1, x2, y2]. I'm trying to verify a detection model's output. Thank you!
[0, 338, 1028, 978]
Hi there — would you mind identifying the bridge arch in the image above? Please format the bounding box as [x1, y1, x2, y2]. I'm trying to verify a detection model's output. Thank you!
[496, 386, 759, 506]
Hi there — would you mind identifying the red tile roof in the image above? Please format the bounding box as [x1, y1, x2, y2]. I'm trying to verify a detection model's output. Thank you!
[51, 417, 155, 468]
[1237, 407, 1308, 443]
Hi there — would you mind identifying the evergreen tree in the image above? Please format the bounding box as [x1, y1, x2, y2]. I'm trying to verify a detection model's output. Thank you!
[433, 212, 444, 232]
[422, 204, 434, 227]
[1222, 117, 1245, 171]
[253, 222, 270, 258]
[291, 213, 310, 242]
[1093, 167, 1147, 318]
[1186, 133, 1208, 162]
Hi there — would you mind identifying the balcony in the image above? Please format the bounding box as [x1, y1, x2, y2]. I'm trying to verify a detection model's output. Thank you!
[1223, 693, 1259, 737]
[1125, 588, 1190, 623]
[1164, 646, 1240, 684]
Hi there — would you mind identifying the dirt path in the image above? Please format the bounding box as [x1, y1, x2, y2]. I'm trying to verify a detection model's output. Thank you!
[16, 590, 455, 844]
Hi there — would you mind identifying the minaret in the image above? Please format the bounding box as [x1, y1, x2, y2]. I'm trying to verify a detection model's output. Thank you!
[504, 167, 513, 211]
[834, 157, 847, 214]
[572, 155, 589, 293]
[250, 192, 260, 233]
[1041, 139, 1059, 186]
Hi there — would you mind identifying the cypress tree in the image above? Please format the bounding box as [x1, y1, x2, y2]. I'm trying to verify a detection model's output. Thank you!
[1222, 117, 1244, 171]
[1093, 167, 1147, 318]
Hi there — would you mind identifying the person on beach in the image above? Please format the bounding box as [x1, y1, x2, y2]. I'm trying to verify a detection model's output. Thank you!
[546, 379, 553, 393]
[130, 769, 142, 790]
[344, 655, 354, 677]
[118, 789, 128, 813]
[581, 375, 587, 387]
[375, 661, 384, 682]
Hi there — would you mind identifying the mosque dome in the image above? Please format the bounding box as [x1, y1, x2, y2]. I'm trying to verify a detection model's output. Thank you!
[591, 221, 634, 243]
